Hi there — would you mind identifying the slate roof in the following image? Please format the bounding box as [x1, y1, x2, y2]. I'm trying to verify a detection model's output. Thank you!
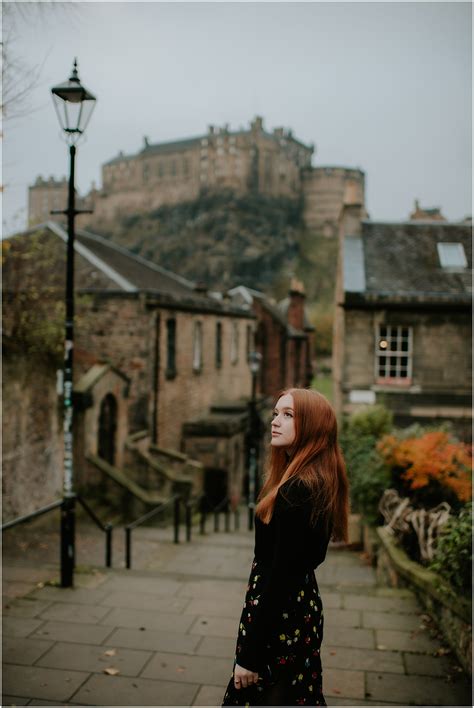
[19, 222, 252, 317]
[344, 220, 472, 306]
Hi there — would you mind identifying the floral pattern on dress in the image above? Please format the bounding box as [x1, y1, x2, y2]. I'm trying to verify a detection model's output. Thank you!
[222, 559, 326, 707]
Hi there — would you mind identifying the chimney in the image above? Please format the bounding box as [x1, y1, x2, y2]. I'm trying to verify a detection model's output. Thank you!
[287, 278, 306, 330]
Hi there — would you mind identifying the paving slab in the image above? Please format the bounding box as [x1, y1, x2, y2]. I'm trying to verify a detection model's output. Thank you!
[344, 594, 420, 613]
[195, 636, 236, 658]
[375, 628, 437, 653]
[362, 609, 425, 631]
[98, 606, 197, 632]
[403, 651, 459, 677]
[177, 578, 247, 600]
[322, 645, 405, 674]
[38, 601, 113, 624]
[323, 667, 365, 700]
[324, 608, 361, 627]
[33, 585, 110, 605]
[105, 626, 201, 654]
[3, 616, 45, 638]
[71, 673, 198, 706]
[192, 684, 226, 706]
[182, 596, 244, 617]
[2, 664, 90, 702]
[36, 641, 153, 676]
[189, 615, 238, 639]
[2, 637, 54, 666]
[1, 695, 30, 706]
[141, 651, 231, 686]
[3, 597, 54, 618]
[100, 590, 190, 612]
[99, 574, 184, 596]
[319, 592, 343, 609]
[323, 625, 376, 650]
[30, 620, 115, 645]
[365, 669, 472, 705]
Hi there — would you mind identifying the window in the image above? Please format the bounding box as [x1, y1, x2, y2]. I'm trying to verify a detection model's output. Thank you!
[246, 324, 253, 361]
[230, 321, 239, 365]
[143, 163, 150, 182]
[193, 321, 203, 373]
[437, 242, 468, 269]
[165, 318, 176, 379]
[375, 325, 412, 384]
[216, 322, 222, 369]
[170, 161, 177, 176]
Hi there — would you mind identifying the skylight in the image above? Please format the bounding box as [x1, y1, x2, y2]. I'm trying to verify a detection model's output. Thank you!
[437, 242, 468, 269]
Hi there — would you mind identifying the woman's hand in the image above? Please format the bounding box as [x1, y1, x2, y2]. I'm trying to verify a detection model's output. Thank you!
[233, 662, 259, 689]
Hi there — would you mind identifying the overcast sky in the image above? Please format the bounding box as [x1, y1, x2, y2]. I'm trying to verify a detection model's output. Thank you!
[2, 1, 471, 235]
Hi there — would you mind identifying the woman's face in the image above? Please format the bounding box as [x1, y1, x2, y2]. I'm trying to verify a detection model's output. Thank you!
[271, 393, 296, 448]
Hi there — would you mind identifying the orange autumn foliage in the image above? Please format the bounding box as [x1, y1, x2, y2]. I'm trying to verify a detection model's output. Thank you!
[377, 431, 472, 503]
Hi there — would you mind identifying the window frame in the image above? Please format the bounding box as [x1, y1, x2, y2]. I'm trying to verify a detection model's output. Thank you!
[193, 320, 203, 374]
[374, 324, 413, 386]
[165, 318, 177, 380]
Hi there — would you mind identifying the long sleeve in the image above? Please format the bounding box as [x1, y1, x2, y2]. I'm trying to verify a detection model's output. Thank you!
[236, 480, 332, 672]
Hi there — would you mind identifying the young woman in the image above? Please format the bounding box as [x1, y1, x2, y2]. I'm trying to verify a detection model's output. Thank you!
[222, 388, 349, 707]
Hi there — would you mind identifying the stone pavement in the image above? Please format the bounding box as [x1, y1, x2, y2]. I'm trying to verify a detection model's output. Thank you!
[2, 522, 472, 707]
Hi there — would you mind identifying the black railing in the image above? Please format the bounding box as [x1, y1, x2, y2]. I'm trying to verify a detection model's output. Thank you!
[1, 495, 114, 580]
[125, 495, 181, 569]
[76, 495, 113, 568]
[184, 495, 240, 541]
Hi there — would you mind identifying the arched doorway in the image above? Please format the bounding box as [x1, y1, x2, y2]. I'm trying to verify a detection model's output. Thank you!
[98, 393, 117, 466]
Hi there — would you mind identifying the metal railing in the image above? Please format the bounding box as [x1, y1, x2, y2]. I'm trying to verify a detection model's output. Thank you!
[184, 495, 240, 541]
[1, 495, 114, 580]
[124, 495, 181, 569]
[76, 495, 113, 568]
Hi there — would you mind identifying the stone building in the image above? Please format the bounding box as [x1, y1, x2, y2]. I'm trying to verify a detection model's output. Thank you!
[28, 116, 366, 234]
[333, 205, 472, 440]
[228, 280, 315, 396]
[28, 176, 69, 226]
[3, 222, 257, 516]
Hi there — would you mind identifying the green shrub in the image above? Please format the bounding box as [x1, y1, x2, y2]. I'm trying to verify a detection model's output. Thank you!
[340, 430, 391, 525]
[346, 404, 393, 439]
[428, 503, 472, 597]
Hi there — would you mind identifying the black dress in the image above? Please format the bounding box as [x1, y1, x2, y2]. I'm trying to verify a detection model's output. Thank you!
[222, 478, 333, 707]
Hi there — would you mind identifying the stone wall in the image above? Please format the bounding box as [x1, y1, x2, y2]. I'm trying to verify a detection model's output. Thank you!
[303, 166, 365, 235]
[2, 356, 63, 521]
[339, 308, 472, 439]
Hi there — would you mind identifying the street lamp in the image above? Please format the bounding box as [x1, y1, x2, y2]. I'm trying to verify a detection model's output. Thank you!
[51, 59, 96, 588]
[247, 351, 262, 530]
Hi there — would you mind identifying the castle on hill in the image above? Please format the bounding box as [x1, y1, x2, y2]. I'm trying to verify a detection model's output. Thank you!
[28, 116, 366, 236]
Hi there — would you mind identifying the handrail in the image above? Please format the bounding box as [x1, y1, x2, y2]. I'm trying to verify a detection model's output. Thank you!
[2, 496, 114, 570]
[124, 494, 181, 569]
[1, 499, 63, 531]
[76, 495, 113, 568]
[185, 494, 240, 541]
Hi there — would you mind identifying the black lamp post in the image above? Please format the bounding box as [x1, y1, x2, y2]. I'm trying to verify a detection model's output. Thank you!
[247, 351, 262, 531]
[51, 59, 96, 588]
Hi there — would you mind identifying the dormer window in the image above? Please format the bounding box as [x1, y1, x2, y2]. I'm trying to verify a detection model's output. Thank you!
[437, 242, 468, 269]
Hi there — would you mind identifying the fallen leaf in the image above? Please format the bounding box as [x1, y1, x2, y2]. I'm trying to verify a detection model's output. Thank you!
[377, 645, 387, 650]
[104, 667, 120, 676]
[139, 626, 146, 631]
[36, 582, 44, 588]
[176, 666, 186, 673]
[104, 649, 117, 657]
[333, 689, 341, 694]
[329, 651, 337, 655]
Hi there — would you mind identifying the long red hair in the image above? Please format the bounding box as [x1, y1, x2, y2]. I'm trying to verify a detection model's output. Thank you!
[255, 388, 349, 543]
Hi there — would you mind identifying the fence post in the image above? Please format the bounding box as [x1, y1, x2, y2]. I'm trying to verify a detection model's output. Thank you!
[174, 497, 180, 544]
[234, 508, 240, 531]
[105, 524, 113, 568]
[125, 527, 131, 569]
[225, 506, 230, 532]
[186, 502, 192, 542]
[214, 510, 219, 532]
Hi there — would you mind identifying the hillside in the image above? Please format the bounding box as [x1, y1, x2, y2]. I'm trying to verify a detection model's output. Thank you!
[93, 190, 338, 310]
